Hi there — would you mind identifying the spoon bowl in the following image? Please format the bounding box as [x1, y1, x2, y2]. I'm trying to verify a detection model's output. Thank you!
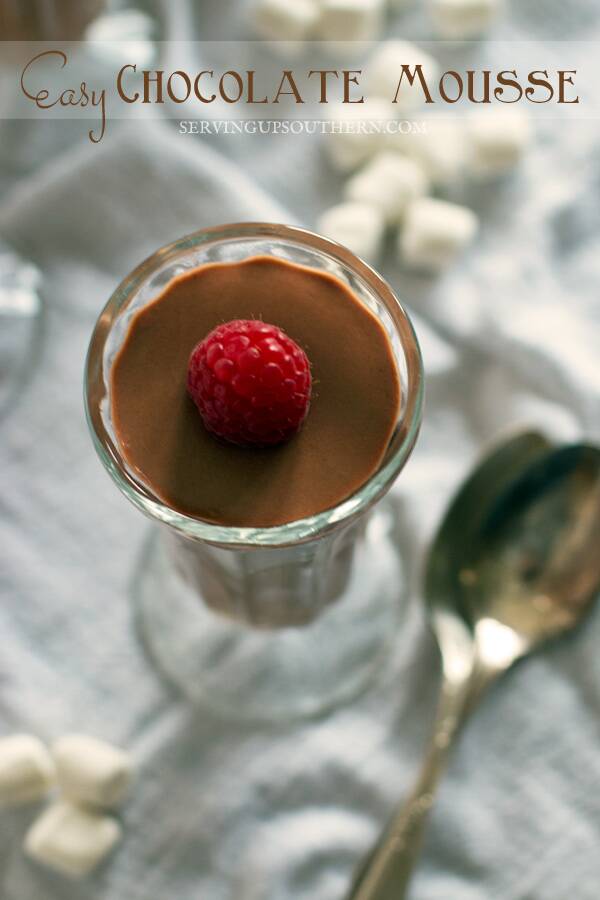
[466, 443, 600, 652]
[425, 429, 553, 682]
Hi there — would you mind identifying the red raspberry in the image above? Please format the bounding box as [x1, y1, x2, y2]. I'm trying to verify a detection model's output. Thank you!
[187, 320, 312, 447]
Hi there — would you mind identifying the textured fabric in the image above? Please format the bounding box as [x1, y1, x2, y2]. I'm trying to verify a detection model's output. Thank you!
[1, 2, 600, 899]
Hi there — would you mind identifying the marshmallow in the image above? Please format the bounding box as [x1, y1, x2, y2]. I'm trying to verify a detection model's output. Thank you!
[344, 152, 429, 224]
[316, 0, 384, 43]
[430, 0, 501, 39]
[24, 801, 121, 878]
[253, 0, 320, 42]
[52, 735, 133, 809]
[389, 118, 468, 187]
[325, 98, 395, 172]
[368, 40, 439, 111]
[467, 108, 531, 177]
[0, 734, 55, 808]
[399, 197, 478, 271]
[317, 201, 385, 263]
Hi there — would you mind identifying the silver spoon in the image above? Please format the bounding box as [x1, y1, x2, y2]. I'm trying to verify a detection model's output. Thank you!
[349, 432, 600, 900]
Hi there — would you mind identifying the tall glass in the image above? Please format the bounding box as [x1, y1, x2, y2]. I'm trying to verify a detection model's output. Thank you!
[85, 223, 423, 720]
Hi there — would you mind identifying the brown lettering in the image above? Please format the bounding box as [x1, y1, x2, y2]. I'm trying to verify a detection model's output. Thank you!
[117, 63, 139, 102]
[558, 70, 579, 104]
[525, 70, 554, 103]
[392, 65, 434, 105]
[439, 71, 463, 103]
[272, 70, 304, 104]
[343, 69, 363, 103]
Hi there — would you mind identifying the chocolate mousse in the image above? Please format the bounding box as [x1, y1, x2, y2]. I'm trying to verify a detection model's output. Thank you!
[110, 255, 400, 527]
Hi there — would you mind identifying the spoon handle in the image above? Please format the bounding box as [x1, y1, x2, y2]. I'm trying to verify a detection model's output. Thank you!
[348, 662, 495, 900]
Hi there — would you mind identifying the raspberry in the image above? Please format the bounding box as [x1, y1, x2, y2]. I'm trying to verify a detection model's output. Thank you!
[187, 319, 312, 447]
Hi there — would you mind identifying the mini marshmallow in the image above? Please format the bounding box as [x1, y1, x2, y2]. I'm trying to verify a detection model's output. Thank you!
[317, 201, 385, 262]
[389, 118, 468, 187]
[368, 40, 439, 111]
[253, 0, 320, 42]
[316, 0, 385, 43]
[399, 197, 478, 271]
[52, 735, 133, 809]
[430, 0, 501, 39]
[344, 152, 429, 224]
[467, 108, 531, 177]
[24, 801, 121, 878]
[325, 98, 396, 172]
[0, 734, 55, 808]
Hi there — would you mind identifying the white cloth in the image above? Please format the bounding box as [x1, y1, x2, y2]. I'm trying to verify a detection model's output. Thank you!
[1, 3, 600, 899]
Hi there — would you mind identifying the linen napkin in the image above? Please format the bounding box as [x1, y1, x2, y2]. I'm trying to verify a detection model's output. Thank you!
[1, 6, 600, 897]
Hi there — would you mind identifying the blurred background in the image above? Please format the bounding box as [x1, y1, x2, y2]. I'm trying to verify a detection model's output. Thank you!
[1, 1, 600, 899]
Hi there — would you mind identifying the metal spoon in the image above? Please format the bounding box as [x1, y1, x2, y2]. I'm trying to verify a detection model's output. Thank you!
[349, 433, 600, 900]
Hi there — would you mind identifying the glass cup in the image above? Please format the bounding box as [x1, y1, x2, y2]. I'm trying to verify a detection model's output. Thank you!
[85, 223, 423, 720]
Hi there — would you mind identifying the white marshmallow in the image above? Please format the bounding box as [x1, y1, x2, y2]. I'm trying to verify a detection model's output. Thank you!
[253, 0, 320, 42]
[0, 735, 55, 808]
[325, 98, 396, 172]
[368, 40, 439, 111]
[399, 197, 478, 270]
[389, 118, 468, 187]
[316, 0, 385, 43]
[467, 108, 531, 177]
[52, 735, 133, 809]
[344, 152, 429, 224]
[24, 801, 121, 878]
[317, 201, 385, 263]
[430, 0, 501, 39]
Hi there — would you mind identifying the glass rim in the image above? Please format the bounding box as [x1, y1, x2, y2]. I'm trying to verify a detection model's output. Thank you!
[84, 222, 424, 548]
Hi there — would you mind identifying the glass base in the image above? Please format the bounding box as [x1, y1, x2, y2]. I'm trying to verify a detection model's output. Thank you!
[133, 498, 406, 721]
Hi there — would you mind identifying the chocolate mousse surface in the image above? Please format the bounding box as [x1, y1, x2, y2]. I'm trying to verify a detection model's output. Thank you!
[110, 255, 401, 527]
